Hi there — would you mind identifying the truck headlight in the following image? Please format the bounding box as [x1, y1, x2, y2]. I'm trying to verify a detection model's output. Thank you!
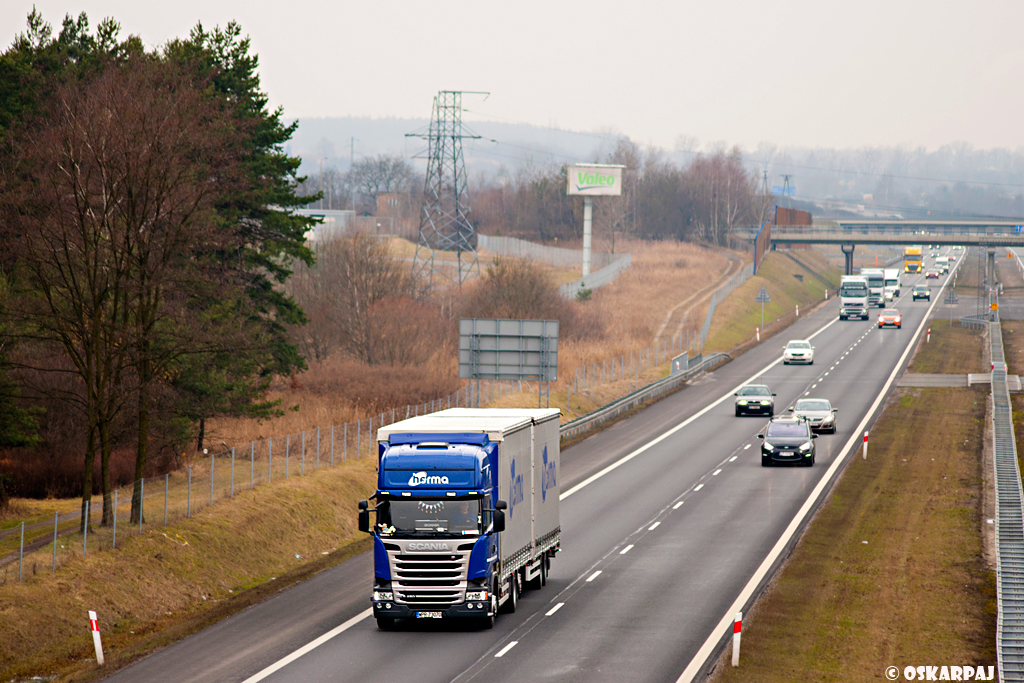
[466, 590, 489, 601]
[799, 442, 813, 452]
[373, 590, 394, 601]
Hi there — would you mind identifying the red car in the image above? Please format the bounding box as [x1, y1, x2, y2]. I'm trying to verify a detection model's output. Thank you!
[878, 309, 902, 328]
[925, 270, 939, 279]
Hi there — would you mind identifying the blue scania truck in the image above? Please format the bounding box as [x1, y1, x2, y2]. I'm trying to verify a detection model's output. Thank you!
[359, 408, 561, 629]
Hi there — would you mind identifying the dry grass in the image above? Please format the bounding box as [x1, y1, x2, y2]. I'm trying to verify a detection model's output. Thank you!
[907, 319, 988, 374]
[712, 387, 995, 683]
[0, 457, 377, 682]
[704, 250, 841, 353]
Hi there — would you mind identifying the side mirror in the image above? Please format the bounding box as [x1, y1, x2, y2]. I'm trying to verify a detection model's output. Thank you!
[358, 500, 368, 510]
[787, 407, 794, 412]
[832, 408, 838, 413]
[495, 500, 508, 510]
[757, 434, 764, 439]
[358, 509, 370, 533]
[771, 393, 777, 397]
[812, 434, 818, 439]
[493, 510, 506, 533]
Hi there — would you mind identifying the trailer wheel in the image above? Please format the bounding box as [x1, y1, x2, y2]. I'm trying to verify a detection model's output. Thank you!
[541, 556, 548, 587]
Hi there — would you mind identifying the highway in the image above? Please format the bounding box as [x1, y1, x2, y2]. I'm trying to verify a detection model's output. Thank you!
[104, 250, 959, 683]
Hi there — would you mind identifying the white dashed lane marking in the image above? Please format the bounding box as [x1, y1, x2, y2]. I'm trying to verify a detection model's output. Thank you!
[729, 456, 737, 462]
[648, 522, 661, 530]
[713, 469, 722, 476]
[546, 603, 564, 616]
[495, 641, 518, 658]
[620, 544, 634, 555]
[694, 484, 704, 491]
[673, 501, 684, 509]
[586, 571, 602, 582]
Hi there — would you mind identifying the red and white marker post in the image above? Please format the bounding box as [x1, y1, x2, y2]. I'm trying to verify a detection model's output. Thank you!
[89, 610, 104, 665]
[732, 611, 742, 666]
[863, 431, 869, 460]
[926, 328, 931, 343]
[795, 304, 799, 317]
[756, 327, 760, 342]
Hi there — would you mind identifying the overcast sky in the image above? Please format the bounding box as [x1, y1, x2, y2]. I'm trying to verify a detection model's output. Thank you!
[3, 1, 1023, 153]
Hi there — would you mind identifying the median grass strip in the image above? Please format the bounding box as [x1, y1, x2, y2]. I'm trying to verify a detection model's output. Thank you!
[0, 457, 376, 682]
[907, 319, 988, 375]
[712, 387, 995, 683]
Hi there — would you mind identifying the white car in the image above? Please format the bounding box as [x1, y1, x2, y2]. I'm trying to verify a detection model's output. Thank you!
[782, 339, 814, 365]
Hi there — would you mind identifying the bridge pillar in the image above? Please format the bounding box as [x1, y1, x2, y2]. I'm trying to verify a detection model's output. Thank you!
[840, 244, 856, 275]
[988, 249, 997, 289]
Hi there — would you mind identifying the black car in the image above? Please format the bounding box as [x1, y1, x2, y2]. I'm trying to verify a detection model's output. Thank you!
[734, 384, 775, 416]
[758, 417, 817, 466]
[912, 284, 930, 301]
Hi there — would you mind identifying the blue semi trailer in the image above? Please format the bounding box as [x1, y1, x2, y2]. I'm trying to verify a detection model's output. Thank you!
[359, 408, 561, 629]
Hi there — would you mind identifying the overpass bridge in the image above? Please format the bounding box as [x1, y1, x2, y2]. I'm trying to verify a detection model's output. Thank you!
[736, 219, 1024, 274]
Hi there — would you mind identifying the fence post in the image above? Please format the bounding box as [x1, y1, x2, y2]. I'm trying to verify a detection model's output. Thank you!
[301, 431, 306, 476]
[316, 427, 321, 470]
[83, 501, 89, 557]
[369, 416, 374, 459]
[187, 467, 192, 518]
[269, 437, 273, 483]
[286, 435, 290, 479]
[18, 521, 24, 582]
[140, 478, 144, 533]
[344, 423, 348, 462]
[112, 490, 118, 549]
[231, 448, 235, 498]
[210, 453, 214, 505]
[331, 425, 335, 467]
[52, 511, 58, 572]
[357, 420, 360, 459]
[164, 474, 169, 525]
[250, 441, 255, 489]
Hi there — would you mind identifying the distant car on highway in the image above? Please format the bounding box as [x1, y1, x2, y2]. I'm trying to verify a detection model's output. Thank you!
[925, 270, 939, 279]
[878, 309, 902, 328]
[788, 398, 837, 434]
[930, 251, 939, 258]
[735, 384, 775, 417]
[782, 339, 814, 365]
[912, 284, 931, 301]
[758, 417, 816, 466]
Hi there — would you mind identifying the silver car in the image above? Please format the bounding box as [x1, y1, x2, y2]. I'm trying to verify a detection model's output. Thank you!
[787, 398, 837, 434]
[735, 384, 775, 417]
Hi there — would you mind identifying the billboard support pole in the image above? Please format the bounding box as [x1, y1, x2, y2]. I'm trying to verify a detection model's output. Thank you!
[583, 196, 593, 277]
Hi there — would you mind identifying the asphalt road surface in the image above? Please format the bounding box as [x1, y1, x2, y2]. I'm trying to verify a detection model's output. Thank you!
[103, 249, 960, 683]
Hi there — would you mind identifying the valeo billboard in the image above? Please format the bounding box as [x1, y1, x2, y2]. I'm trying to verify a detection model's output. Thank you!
[566, 164, 624, 196]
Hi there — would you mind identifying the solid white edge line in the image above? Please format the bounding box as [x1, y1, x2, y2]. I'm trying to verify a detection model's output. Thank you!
[586, 571, 602, 582]
[239, 608, 373, 683]
[546, 602, 565, 616]
[620, 544, 634, 555]
[494, 641, 518, 658]
[559, 317, 839, 501]
[673, 259, 958, 683]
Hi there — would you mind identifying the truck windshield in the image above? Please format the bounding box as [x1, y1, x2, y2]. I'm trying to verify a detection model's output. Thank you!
[377, 498, 484, 537]
[840, 284, 867, 296]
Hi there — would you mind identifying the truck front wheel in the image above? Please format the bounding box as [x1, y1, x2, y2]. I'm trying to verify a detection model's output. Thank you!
[502, 573, 519, 614]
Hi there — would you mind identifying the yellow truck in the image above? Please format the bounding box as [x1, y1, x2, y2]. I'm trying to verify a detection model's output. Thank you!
[904, 246, 923, 274]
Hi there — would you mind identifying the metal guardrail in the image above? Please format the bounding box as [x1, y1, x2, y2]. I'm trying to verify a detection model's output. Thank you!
[989, 322, 1024, 679]
[961, 314, 993, 330]
[559, 353, 730, 440]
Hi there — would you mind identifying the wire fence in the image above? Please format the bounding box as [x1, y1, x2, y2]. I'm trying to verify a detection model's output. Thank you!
[700, 262, 755, 349]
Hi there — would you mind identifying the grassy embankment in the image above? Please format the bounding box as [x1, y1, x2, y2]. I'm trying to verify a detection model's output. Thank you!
[711, 321, 996, 682]
[0, 458, 376, 682]
[704, 249, 842, 353]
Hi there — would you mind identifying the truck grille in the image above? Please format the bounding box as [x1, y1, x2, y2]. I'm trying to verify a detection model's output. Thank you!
[390, 551, 470, 607]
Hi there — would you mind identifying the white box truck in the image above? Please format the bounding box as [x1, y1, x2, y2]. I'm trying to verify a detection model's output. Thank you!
[840, 275, 870, 320]
[883, 268, 901, 301]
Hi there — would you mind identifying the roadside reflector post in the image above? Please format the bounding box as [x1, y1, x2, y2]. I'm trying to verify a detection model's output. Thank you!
[756, 327, 760, 342]
[825, 289, 828, 300]
[927, 328, 931, 343]
[89, 611, 105, 666]
[796, 304, 799, 317]
[732, 611, 742, 666]
[863, 431, 869, 460]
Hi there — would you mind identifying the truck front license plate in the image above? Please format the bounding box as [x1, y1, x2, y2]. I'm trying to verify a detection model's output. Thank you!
[416, 611, 442, 619]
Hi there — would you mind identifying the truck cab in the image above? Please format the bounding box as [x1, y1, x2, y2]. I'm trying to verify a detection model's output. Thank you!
[883, 268, 901, 301]
[839, 275, 870, 320]
[859, 268, 885, 308]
